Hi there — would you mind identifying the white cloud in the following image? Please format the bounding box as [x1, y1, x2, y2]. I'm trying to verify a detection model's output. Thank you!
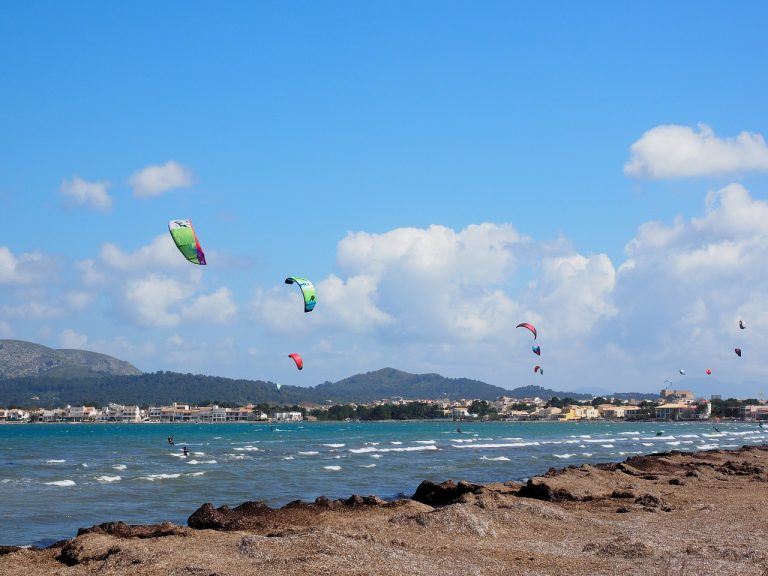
[129, 160, 194, 197]
[60, 176, 112, 210]
[625, 124, 768, 179]
[0, 247, 50, 285]
[99, 234, 190, 272]
[59, 329, 88, 349]
[119, 275, 187, 327]
[183, 287, 238, 324]
[0, 301, 63, 319]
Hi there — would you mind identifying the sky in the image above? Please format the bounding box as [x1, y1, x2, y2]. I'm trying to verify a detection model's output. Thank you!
[2, 1, 768, 396]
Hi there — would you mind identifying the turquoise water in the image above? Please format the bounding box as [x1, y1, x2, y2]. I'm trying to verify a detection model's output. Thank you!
[1, 420, 765, 546]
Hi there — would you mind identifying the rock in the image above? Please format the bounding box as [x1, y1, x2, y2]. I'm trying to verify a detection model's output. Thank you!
[616, 506, 631, 513]
[669, 478, 686, 486]
[634, 494, 667, 509]
[411, 480, 483, 505]
[76, 521, 186, 539]
[611, 490, 636, 499]
[188, 501, 271, 530]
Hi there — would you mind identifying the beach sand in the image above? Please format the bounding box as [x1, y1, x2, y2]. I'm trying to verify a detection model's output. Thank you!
[2, 445, 767, 575]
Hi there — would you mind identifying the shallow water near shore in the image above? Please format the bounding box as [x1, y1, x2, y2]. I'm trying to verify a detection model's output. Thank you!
[1, 419, 765, 546]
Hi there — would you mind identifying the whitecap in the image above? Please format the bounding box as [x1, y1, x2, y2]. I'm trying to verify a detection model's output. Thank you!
[192, 452, 205, 456]
[698, 444, 719, 450]
[584, 438, 616, 443]
[370, 454, 383, 459]
[45, 480, 75, 487]
[322, 443, 345, 448]
[601, 444, 614, 448]
[413, 440, 436, 444]
[582, 453, 593, 457]
[553, 453, 575, 459]
[187, 459, 217, 465]
[112, 464, 127, 471]
[96, 475, 121, 483]
[323, 465, 341, 471]
[390, 441, 403, 445]
[618, 431, 641, 435]
[641, 442, 654, 446]
[666, 441, 681, 446]
[298, 451, 319, 456]
[138, 473, 181, 481]
[282, 456, 295, 460]
[641, 436, 674, 441]
[45, 459, 66, 464]
[480, 456, 510, 462]
[349, 447, 378, 454]
[188, 471, 205, 477]
[360, 464, 376, 468]
[452, 442, 539, 449]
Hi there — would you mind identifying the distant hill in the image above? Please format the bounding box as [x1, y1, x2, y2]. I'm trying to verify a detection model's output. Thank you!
[0, 341, 613, 408]
[0, 340, 142, 379]
[310, 368, 511, 402]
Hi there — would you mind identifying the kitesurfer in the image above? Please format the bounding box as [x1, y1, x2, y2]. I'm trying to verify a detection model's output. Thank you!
[167, 436, 174, 446]
[182, 446, 189, 457]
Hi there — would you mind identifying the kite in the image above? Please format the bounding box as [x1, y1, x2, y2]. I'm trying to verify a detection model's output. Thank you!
[735, 348, 742, 357]
[706, 369, 712, 375]
[168, 220, 206, 265]
[516, 323, 537, 340]
[739, 320, 746, 330]
[534, 365, 543, 375]
[285, 277, 317, 312]
[288, 353, 304, 370]
[532, 345, 541, 356]
[679, 369, 686, 375]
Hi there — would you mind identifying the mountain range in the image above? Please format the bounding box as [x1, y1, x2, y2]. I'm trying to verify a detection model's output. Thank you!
[0, 340, 659, 407]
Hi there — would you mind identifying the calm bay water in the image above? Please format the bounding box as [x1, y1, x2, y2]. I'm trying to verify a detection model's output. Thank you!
[1, 419, 765, 546]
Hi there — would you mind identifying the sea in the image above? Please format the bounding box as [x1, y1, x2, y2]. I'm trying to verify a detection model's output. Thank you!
[1, 419, 765, 546]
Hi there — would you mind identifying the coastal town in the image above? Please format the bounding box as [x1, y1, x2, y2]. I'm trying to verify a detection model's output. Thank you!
[2, 387, 767, 424]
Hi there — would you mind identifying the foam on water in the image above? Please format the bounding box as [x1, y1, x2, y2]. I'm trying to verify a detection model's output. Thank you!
[139, 473, 182, 481]
[298, 451, 319, 456]
[452, 442, 539, 449]
[390, 441, 403, 445]
[45, 480, 75, 487]
[322, 443, 345, 448]
[323, 466, 341, 471]
[282, 456, 295, 460]
[601, 444, 614, 448]
[96, 475, 121, 483]
[360, 464, 376, 468]
[45, 459, 66, 464]
[553, 453, 575, 459]
[480, 456, 510, 462]
[187, 459, 217, 465]
[413, 440, 436, 444]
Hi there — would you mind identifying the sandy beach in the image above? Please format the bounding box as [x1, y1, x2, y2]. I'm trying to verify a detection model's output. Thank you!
[2, 445, 767, 575]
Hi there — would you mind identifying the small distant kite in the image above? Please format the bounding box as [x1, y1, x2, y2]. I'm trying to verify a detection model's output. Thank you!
[516, 323, 537, 340]
[285, 277, 317, 313]
[168, 219, 206, 265]
[534, 365, 543, 375]
[288, 353, 304, 370]
[679, 369, 686, 375]
[532, 345, 541, 356]
[735, 348, 742, 357]
[706, 369, 712, 375]
[276, 382, 282, 390]
[739, 320, 746, 330]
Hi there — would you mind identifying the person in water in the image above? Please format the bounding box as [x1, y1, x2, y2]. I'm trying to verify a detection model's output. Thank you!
[456, 426, 463, 434]
[655, 431, 663, 436]
[167, 436, 174, 445]
[182, 446, 189, 457]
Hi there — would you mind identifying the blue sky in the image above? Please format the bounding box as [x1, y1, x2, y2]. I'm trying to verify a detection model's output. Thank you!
[3, 2, 768, 396]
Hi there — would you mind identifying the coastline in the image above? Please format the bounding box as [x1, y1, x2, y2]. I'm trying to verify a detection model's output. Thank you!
[3, 444, 767, 575]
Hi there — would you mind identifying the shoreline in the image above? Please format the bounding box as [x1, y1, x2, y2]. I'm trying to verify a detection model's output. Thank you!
[3, 444, 768, 574]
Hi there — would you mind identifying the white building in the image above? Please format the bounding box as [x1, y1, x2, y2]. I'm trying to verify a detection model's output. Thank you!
[273, 411, 303, 422]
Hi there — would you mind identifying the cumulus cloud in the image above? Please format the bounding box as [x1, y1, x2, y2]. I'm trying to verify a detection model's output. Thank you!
[129, 160, 194, 197]
[183, 287, 238, 324]
[0, 247, 50, 285]
[59, 329, 88, 349]
[118, 275, 187, 327]
[60, 176, 112, 210]
[624, 124, 768, 179]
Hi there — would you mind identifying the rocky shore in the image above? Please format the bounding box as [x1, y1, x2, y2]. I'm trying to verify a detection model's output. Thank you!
[3, 446, 768, 575]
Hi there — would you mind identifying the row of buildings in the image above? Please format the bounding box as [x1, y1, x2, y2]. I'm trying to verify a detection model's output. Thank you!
[0, 403, 304, 423]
